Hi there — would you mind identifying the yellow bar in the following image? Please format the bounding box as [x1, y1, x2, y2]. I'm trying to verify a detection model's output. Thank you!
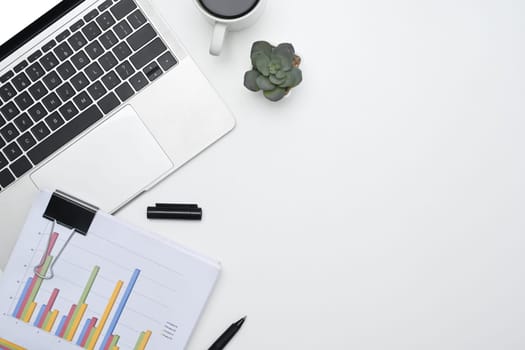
[112, 347, 119, 350]
[86, 281, 123, 350]
[0, 338, 27, 350]
[137, 331, 152, 350]
[66, 303, 88, 341]
[23, 302, 37, 323]
[44, 310, 59, 332]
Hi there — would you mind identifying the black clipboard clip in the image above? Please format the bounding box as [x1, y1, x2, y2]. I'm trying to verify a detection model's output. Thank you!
[34, 191, 98, 280]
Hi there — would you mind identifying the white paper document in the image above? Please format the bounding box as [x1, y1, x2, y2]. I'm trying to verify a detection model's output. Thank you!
[0, 191, 220, 350]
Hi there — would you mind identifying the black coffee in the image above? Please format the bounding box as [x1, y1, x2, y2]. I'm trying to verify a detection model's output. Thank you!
[199, 0, 259, 19]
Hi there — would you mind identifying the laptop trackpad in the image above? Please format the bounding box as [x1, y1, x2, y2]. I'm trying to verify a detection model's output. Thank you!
[31, 106, 173, 212]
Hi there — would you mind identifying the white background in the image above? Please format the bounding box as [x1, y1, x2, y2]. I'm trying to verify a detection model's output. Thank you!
[3, 0, 525, 349]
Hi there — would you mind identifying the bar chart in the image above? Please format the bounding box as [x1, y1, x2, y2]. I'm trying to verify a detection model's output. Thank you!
[0, 192, 220, 350]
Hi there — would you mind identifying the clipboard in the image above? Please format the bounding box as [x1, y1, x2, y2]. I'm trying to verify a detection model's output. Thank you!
[0, 190, 220, 350]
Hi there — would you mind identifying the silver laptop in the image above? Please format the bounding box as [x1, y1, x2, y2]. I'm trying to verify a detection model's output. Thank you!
[0, 0, 235, 268]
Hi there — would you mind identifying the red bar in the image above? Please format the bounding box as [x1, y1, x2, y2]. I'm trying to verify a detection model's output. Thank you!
[103, 335, 114, 350]
[59, 304, 76, 338]
[37, 288, 60, 328]
[16, 232, 59, 319]
[80, 317, 98, 347]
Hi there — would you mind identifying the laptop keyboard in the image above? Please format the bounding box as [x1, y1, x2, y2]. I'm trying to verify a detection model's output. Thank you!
[0, 0, 178, 192]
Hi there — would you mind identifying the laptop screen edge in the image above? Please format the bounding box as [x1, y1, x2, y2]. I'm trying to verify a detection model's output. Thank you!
[0, 0, 87, 63]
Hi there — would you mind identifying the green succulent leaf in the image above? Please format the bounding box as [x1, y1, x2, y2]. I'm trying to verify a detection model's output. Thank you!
[264, 87, 288, 102]
[253, 53, 270, 76]
[277, 43, 295, 56]
[251, 41, 273, 58]
[273, 46, 294, 71]
[280, 68, 303, 88]
[269, 74, 286, 86]
[275, 70, 287, 79]
[244, 70, 261, 91]
[256, 75, 276, 91]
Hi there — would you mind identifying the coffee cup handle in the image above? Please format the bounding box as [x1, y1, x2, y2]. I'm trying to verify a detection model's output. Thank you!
[210, 22, 227, 56]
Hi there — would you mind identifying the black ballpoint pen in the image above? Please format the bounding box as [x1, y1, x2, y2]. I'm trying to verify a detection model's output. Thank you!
[208, 316, 247, 350]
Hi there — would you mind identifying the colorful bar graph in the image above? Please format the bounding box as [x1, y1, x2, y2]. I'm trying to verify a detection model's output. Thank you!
[20, 255, 53, 321]
[37, 288, 60, 328]
[80, 318, 98, 347]
[86, 280, 124, 350]
[23, 302, 37, 323]
[100, 269, 141, 350]
[134, 331, 152, 350]
[64, 266, 100, 340]
[0, 338, 26, 350]
[59, 304, 77, 338]
[33, 304, 47, 326]
[44, 309, 59, 332]
[12, 278, 32, 318]
[78, 318, 93, 346]
[55, 316, 67, 336]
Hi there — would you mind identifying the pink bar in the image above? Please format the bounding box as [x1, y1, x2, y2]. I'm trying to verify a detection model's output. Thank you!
[59, 304, 76, 338]
[103, 335, 114, 350]
[80, 317, 98, 347]
[16, 232, 60, 319]
[37, 288, 60, 328]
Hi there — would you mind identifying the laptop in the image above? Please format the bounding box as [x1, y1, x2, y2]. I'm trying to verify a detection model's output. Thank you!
[0, 0, 236, 268]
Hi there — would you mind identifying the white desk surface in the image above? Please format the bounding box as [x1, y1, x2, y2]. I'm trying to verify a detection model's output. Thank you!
[4, 1, 525, 349]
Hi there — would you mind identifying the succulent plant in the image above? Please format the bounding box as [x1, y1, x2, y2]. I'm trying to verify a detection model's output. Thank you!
[244, 41, 303, 102]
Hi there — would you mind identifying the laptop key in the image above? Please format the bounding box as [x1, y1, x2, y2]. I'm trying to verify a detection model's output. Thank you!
[0, 123, 19, 143]
[70, 19, 85, 32]
[28, 105, 103, 165]
[111, 0, 137, 21]
[84, 9, 99, 22]
[42, 71, 62, 91]
[56, 61, 75, 80]
[0, 71, 14, 84]
[14, 60, 28, 73]
[10, 156, 32, 178]
[101, 71, 121, 90]
[99, 30, 119, 49]
[14, 92, 34, 111]
[130, 38, 166, 70]
[0, 83, 17, 102]
[98, 92, 120, 114]
[127, 24, 156, 51]
[0, 169, 15, 188]
[27, 50, 43, 63]
[26, 62, 46, 81]
[27, 103, 47, 121]
[99, 52, 118, 71]
[56, 29, 71, 42]
[68, 32, 88, 51]
[129, 71, 148, 92]
[73, 91, 93, 110]
[158, 51, 178, 71]
[0, 153, 7, 170]
[115, 82, 134, 102]
[96, 11, 116, 31]
[1, 102, 20, 121]
[28, 81, 48, 101]
[14, 113, 33, 132]
[17, 132, 37, 151]
[42, 92, 62, 112]
[85, 62, 104, 81]
[144, 62, 162, 81]
[127, 9, 146, 29]
[40, 52, 59, 71]
[113, 42, 131, 60]
[3, 142, 22, 161]
[71, 51, 90, 70]
[115, 61, 135, 80]
[82, 21, 102, 41]
[42, 39, 57, 52]
[71, 72, 90, 91]
[31, 122, 51, 141]
[113, 20, 132, 39]
[59, 101, 79, 120]
[45, 112, 65, 131]
[54, 42, 74, 60]
[12, 73, 31, 92]
[98, 0, 113, 11]
[85, 41, 104, 60]
[56, 82, 75, 102]
[87, 82, 107, 100]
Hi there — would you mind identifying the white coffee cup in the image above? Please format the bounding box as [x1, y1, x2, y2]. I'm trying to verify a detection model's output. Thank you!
[194, 0, 267, 56]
